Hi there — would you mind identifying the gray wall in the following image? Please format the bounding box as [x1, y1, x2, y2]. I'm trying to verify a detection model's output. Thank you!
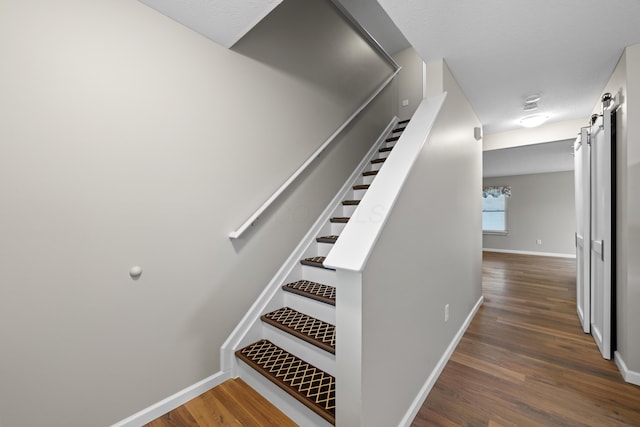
[0, 1, 395, 426]
[599, 43, 640, 379]
[625, 43, 640, 381]
[393, 47, 424, 120]
[483, 171, 576, 256]
[360, 59, 483, 426]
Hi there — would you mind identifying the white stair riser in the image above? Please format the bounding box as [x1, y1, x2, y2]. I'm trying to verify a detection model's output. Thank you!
[283, 291, 335, 324]
[261, 323, 336, 376]
[301, 264, 336, 285]
[353, 188, 368, 199]
[316, 241, 334, 257]
[353, 176, 370, 186]
[342, 204, 358, 217]
[362, 174, 376, 185]
[238, 362, 334, 427]
[370, 161, 383, 171]
[331, 222, 347, 235]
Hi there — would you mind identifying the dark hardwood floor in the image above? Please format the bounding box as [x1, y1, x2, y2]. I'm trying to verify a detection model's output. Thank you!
[412, 251, 640, 426]
[144, 378, 296, 427]
[146, 252, 640, 426]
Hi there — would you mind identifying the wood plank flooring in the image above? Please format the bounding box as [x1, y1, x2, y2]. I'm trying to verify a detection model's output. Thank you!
[144, 378, 296, 427]
[412, 251, 640, 426]
[146, 252, 639, 426]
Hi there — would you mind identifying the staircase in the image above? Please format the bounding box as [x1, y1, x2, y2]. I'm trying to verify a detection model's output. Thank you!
[233, 118, 409, 426]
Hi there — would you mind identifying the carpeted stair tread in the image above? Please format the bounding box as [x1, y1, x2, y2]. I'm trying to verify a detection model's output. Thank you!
[379, 146, 393, 153]
[398, 118, 410, 125]
[370, 158, 385, 164]
[330, 217, 349, 223]
[300, 256, 335, 270]
[282, 280, 335, 306]
[353, 184, 370, 190]
[316, 235, 338, 244]
[261, 307, 335, 354]
[385, 136, 399, 142]
[342, 200, 360, 206]
[392, 126, 406, 132]
[362, 170, 378, 176]
[236, 340, 335, 425]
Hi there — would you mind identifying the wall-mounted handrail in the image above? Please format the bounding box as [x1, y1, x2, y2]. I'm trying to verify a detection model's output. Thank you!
[229, 69, 400, 239]
[229, 3, 401, 239]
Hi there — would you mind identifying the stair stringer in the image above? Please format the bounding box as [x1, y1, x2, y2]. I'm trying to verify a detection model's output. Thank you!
[220, 116, 398, 378]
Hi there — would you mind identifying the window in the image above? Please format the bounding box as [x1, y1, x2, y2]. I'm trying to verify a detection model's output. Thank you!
[482, 194, 507, 234]
[482, 186, 510, 234]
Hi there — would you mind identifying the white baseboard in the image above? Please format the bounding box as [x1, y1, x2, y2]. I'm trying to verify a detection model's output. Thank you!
[483, 248, 576, 259]
[615, 351, 640, 386]
[397, 295, 484, 427]
[110, 371, 229, 427]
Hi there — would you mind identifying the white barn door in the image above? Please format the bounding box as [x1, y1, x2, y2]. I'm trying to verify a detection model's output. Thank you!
[589, 111, 614, 360]
[574, 128, 590, 333]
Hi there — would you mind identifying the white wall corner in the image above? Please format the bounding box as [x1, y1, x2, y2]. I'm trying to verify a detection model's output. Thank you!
[615, 351, 640, 386]
[110, 371, 229, 427]
[397, 296, 484, 427]
[335, 268, 364, 427]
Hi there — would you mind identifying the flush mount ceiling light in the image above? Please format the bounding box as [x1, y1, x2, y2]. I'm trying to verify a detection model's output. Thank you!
[520, 113, 550, 128]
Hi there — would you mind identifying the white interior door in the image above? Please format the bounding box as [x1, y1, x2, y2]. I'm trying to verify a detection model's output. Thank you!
[574, 128, 590, 333]
[590, 114, 612, 360]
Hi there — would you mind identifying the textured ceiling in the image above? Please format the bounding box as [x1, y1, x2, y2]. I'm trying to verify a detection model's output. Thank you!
[377, 0, 640, 134]
[138, 0, 640, 142]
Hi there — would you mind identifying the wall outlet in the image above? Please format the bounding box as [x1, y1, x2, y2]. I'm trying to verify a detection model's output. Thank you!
[444, 304, 449, 322]
[536, 239, 542, 245]
[401, 99, 409, 107]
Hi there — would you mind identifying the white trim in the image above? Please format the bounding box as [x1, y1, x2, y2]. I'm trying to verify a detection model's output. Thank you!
[422, 61, 427, 99]
[615, 351, 640, 386]
[221, 117, 399, 375]
[482, 248, 576, 259]
[397, 296, 484, 427]
[110, 371, 229, 427]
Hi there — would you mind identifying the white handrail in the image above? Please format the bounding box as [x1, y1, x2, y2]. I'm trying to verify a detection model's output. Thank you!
[228, 69, 400, 239]
[228, 3, 401, 239]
